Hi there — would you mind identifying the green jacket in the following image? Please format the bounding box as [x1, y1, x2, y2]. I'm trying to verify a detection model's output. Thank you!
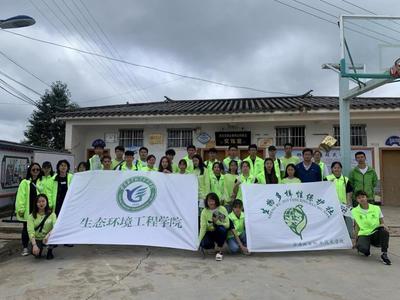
[243, 156, 264, 177]
[223, 157, 242, 172]
[205, 159, 219, 176]
[236, 174, 256, 200]
[15, 178, 45, 221]
[199, 206, 230, 242]
[352, 204, 381, 236]
[193, 168, 209, 200]
[48, 173, 73, 209]
[281, 177, 301, 184]
[224, 174, 238, 205]
[349, 166, 377, 201]
[171, 162, 180, 173]
[27, 212, 57, 240]
[120, 162, 137, 171]
[111, 159, 125, 170]
[208, 173, 225, 203]
[183, 155, 194, 173]
[281, 155, 301, 169]
[228, 211, 245, 239]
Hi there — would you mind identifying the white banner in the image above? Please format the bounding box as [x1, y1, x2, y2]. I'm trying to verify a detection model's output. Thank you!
[242, 182, 352, 252]
[48, 171, 198, 251]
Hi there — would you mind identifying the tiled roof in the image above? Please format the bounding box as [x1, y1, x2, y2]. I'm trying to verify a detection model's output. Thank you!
[0, 140, 70, 153]
[57, 96, 400, 119]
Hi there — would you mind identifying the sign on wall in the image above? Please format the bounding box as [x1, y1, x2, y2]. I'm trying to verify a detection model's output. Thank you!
[48, 171, 199, 250]
[149, 134, 163, 145]
[215, 131, 251, 146]
[385, 136, 400, 146]
[0, 156, 29, 189]
[242, 182, 352, 252]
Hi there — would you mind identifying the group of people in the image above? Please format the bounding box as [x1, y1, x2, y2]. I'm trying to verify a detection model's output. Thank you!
[15, 138, 391, 265]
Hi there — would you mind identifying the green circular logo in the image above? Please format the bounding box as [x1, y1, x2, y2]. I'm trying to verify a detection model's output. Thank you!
[117, 176, 157, 212]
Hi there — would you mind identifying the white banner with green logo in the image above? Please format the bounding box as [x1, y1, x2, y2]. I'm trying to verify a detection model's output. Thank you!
[48, 171, 199, 250]
[242, 182, 352, 252]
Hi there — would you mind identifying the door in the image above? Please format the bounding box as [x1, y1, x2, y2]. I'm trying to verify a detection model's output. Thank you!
[381, 149, 400, 206]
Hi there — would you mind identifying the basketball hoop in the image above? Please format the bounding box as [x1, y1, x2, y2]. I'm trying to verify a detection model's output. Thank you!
[390, 58, 400, 78]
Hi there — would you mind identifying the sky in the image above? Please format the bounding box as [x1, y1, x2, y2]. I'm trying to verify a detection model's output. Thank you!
[0, 0, 399, 142]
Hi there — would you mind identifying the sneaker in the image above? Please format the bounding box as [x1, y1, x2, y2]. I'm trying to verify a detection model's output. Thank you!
[21, 248, 29, 256]
[215, 252, 223, 261]
[381, 253, 392, 265]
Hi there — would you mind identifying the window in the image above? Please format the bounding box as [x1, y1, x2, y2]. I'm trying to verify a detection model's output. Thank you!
[167, 129, 193, 148]
[333, 124, 367, 146]
[275, 126, 305, 147]
[118, 129, 144, 147]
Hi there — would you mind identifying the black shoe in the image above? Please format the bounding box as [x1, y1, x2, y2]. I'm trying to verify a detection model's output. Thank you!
[46, 249, 54, 260]
[381, 253, 391, 265]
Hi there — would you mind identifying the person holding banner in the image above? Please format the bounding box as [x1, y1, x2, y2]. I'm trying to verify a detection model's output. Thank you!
[208, 162, 225, 203]
[227, 199, 249, 254]
[325, 161, 353, 237]
[257, 158, 280, 184]
[27, 194, 57, 260]
[199, 193, 230, 261]
[15, 163, 45, 256]
[352, 191, 391, 265]
[50, 160, 73, 217]
[165, 149, 179, 173]
[224, 160, 239, 211]
[119, 151, 137, 171]
[192, 154, 209, 208]
[142, 155, 157, 171]
[281, 164, 301, 184]
[87, 139, 106, 170]
[233, 161, 257, 201]
[158, 156, 173, 173]
[178, 159, 188, 174]
[111, 145, 125, 170]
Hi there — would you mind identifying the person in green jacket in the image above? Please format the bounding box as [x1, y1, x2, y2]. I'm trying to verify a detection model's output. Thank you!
[233, 161, 257, 201]
[101, 155, 113, 170]
[199, 193, 230, 261]
[28, 194, 57, 260]
[15, 163, 45, 256]
[50, 160, 73, 217]
[208, 162, 225, 203]
[165, 149, 179, 173]
[192, 154, 209, 207]
[268, 145, 285, 181]
[313, 150, 329, 179]
[243, 144, 264, 177]
[183, 144, 196, 173]
[280, 142, 301, 169]
[111, 145, 125, 170]
[41, 161, 54, 197]
[119, 151, 137, 171]
[76, 161, 88, 172]
[352, 191, 391, 265]
[141, 155, 157, 171]
[87, 139, 105, 170]
[204, 148, 219, 176]
[158, 156, 173, 173]
[223, 145, 241, 173]
[223, 160, 239, 211]
[178, 159, 189, 174]
[281, 164, 301, 184]
[135, 147, 149, 170]
[227, 199, 249, 254]
[257, 158, 280, 184]
[349, 151, 378, 206]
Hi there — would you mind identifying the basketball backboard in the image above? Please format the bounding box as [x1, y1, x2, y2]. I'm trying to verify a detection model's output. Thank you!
[340, 15, 400, 80]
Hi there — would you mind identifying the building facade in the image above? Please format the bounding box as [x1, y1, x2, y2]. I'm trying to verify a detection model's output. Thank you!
[59, 96, 400, 205]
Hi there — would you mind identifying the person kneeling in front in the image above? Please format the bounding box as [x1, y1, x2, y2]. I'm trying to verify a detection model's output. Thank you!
[227, 199, 249, 255]
[352, 190, 391, 265]
[199, 193, 230, 261]
[27, 194, 57, 260]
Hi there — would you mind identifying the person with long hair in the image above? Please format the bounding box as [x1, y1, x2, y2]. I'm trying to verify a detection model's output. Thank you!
[257, 158, 280, 184]
[15, 163, 44, 256]
[158, 156, 173, 173]
[41, 161, 54, 198]
[50, 160, 73, 217]
[281, 164, 301, 184]
[208, 162, 225, 203]
[199, 193, 230, 261]
[224, 160, 239, 211]
[192, 154, 209, 209]
[233, 161, 257, 201]
[27, 194, 57, 260]
[76, 161, 88, 172]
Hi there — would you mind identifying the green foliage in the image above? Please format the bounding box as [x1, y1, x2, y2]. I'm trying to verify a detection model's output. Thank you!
[23, 81, 78, 150]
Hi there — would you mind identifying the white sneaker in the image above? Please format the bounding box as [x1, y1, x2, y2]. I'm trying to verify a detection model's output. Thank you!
[215, 252, 223, 261]
[21, 248, 29, 256]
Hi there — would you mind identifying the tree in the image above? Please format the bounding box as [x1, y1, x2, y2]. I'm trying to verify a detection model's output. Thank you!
[24, 81, 78, 150]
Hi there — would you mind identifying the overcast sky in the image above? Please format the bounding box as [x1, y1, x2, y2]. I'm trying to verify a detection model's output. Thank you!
[1, 0, 399, 142]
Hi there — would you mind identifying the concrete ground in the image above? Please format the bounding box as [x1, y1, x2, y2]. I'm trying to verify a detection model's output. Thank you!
[0, 207, 399, 300]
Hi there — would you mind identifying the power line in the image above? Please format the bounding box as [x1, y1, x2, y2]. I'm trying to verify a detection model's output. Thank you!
[0, 29, 297, 96]
[0, 69, 42, 96]
[0, 79, 38, 106]
[73, 0, 150, 101]
[0, 49, 50, 87]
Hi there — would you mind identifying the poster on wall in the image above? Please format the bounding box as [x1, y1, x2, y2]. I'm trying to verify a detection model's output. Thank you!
[275, 148, 374, 168]
[1, 156, 29, 189]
